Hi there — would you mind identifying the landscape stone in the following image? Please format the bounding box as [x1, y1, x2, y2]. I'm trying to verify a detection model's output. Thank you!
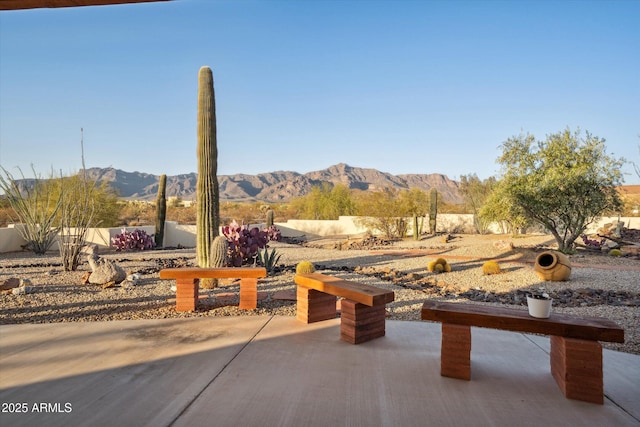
[85, 245, 126, 285]
[0, 277, 20, 291]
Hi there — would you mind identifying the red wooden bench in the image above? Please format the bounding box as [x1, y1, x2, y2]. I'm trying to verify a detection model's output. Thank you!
[421, 300, 625, 404]
[294, 273, 394, 344]
[159, 267, 267, 312]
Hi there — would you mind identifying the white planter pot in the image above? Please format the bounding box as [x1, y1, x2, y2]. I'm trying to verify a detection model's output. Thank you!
[527, 296, 552, 318]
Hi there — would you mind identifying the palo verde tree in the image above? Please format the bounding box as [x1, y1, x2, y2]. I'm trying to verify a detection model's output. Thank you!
[479, 180, 530, 234]
[290, 183, 357, 220]
[497, 128, 624, 252]
[397, 188, 429, 239]
[459, 174, 498, 234]
[355, 187, 428, 239]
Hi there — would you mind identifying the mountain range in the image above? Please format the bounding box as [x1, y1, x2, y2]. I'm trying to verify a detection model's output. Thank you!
[83, 163, 464, 204]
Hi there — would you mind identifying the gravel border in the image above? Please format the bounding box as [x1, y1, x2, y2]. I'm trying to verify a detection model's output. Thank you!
[1, 234, 638, 355]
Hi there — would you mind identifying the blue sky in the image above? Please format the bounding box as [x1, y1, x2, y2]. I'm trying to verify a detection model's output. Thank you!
[1, 0, 639, 184]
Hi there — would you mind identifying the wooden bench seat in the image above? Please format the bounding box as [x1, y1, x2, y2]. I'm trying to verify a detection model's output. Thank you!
[160, 267, 267, 312]
[294, 273, 394, 344]
[421, 300, 625, 404]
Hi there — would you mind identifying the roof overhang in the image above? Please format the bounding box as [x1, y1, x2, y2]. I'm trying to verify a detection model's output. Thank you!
[0, 0, 170, 10]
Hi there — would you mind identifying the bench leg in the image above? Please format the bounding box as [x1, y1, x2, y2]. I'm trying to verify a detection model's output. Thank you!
[175, 278, 199, 312]
[239, 278, 258, 310]
[340, 299, 386, 344]
[296, 287, 336, 323]
[550, 336, 603, 404]
[440, 323, 471, 380]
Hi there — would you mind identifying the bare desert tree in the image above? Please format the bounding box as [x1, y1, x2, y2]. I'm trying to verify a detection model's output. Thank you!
[54, 172, 97, 271]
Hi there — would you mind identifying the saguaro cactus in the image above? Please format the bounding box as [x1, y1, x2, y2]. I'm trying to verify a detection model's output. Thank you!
[429, 188, 438, 234]
[266, 208, 274, 228]
[196, 66, 220, 268]
[155, 174, 167, 248]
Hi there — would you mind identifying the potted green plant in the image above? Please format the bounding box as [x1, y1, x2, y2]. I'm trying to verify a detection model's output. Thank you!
[526, 288, 552, 318]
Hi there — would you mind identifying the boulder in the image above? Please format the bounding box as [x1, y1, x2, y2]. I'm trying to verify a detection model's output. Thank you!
[84, 245, 127, 285]
[88, 261, 126, 285]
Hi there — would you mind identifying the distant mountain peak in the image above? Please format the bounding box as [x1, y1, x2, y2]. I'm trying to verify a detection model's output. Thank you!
[83, 164, 463, 204]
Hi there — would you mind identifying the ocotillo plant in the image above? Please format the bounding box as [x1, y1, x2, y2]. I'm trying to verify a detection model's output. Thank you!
[196, 66, 220, 268]
[429, 188, 438, 234]
[155, 174, 167, 248]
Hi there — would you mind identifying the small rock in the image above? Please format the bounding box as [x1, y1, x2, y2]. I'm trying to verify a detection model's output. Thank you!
[493, 240, 514, 250]
[123, 273, 141, 287]
[0, 278, 20, 291]
[12, 286, 35, 295]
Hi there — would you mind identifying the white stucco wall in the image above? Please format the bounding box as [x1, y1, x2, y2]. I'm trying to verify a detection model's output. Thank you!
[1, 216, 638, 253]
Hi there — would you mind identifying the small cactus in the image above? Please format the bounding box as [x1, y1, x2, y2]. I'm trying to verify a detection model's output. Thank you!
[482, 260, 502, 275]
[210, 235, 229, 268]
[428, 257, 451, 273]
[608, 249, 622, 257]
[201, 235, 228, 289]
[296, 261, 316, 274]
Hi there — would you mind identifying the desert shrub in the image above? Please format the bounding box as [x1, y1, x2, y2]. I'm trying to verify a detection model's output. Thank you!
[167, 204, 197, 225]
[290, 183, 357, 220]
[111, 229, 156, 251]
[118, 201, 155, 226]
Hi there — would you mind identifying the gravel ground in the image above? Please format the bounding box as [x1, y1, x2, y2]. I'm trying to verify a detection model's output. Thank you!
[1, 234, 638, 355]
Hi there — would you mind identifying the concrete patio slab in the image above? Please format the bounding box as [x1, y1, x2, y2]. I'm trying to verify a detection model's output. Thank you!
[0, 317, 270, 426]
[0, 316, 638, 426]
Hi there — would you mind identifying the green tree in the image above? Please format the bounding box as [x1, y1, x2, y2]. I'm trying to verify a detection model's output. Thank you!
[45, 176, 120, 228]
[497, 129, 624, 252]
[479, 181, 530, 234]
[42, 172, 120, 270]
[355, 187, 427, 239]
[398, 188, 429, 238]
[290, 183, 356, 220]
[459, 174, 498, 233]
